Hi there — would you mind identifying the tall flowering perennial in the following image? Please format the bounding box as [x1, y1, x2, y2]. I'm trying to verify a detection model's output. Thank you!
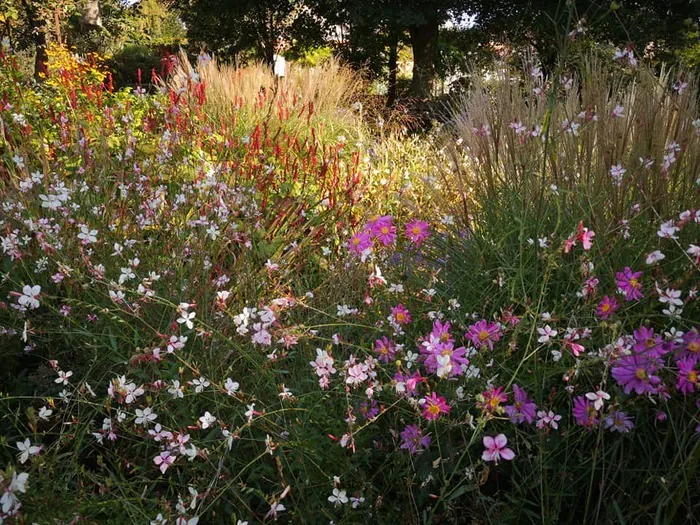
[466, 320, 502, 350]
[572, 396, 599, 428]
[374, 336, 396, 363]
[420, 320, 470, 378]
[399, 424, 431, 455]
[595, 295, 619, 320]
[405, 220, 430, 246]
[611, 353, 664, 395]
[505, 385, 537, 424]
[675, 358, 698, 395]
[478, 386, 508, 415]
[616, 267, 644, 301]
[346, 215, 433, 258]
[421, 392, 450, 421]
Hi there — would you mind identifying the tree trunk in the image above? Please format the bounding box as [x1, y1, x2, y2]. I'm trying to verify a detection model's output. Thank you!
[408, 12, 439, 99]
[21, 0, 48, 81]
[387, 33, 398, 107]
[81, 0, 103, 28]
[33, 28, 48, 81]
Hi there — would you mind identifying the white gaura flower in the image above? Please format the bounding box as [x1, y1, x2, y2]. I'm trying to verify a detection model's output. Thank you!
[119, 267, 135, 284]
[168, 380, 184, 399]
[199, 411, 216, 429]
[135, 407, 158, 427]
[16, 438, 41, 464]
[1, 470, 29, 514]
[192, 376, 210, 393]
[55, 370, 73, 385]
[658, 288, 683, 306]
[537, 325, 558, 344]
[38, 406, 53, 420]
[178, 309, 196, 330]
[436, 354, 453, 379]
[18, 284, 41, 309]
[657, 220, 679, 239]
[646, 250, 665, 265]
[224, 378, 240, 396]
[328, 488, 348, 506]
[244, 403, 256, 422]
[77, 225, 98, 244]
[585, 390, 610, 411]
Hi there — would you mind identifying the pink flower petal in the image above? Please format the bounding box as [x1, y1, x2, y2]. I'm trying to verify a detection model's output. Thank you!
[500, 447, 515, 461]
[494, 433, 508, 448]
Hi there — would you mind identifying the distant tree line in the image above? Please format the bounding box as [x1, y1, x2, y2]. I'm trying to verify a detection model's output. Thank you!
[4, 1, 700, 96]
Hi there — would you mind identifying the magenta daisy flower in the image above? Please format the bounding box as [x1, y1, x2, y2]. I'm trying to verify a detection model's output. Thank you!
[466, 320, 502, 350]
[421, 342, 469, 377]
[505, 384, 537, 424]
[422, 392, 450, 421]
[358, 399, 380, 420]
[616, 267, 644, 301]
[677, 329, 700, 362]
[368, 215, 396, 246]
[611, 353, 663, 395]
[595, 295, 619, 320]
[430, 320, 453, 345]
[603, 410, 635, 433]
[399, 424, 431, 454]
[348, 230, 372, 255]
[391, 304, 412, 325]
[573, 396, 599, 428]
[374, 336, 396, 363]
[632, 326, 666, 358]
[478, 385, 508, 414]
[676, 358, 698, 395]
[405, 220, 430, 246]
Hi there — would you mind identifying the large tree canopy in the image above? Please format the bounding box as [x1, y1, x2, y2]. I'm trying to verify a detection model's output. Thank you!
[176, 0, 323, 65]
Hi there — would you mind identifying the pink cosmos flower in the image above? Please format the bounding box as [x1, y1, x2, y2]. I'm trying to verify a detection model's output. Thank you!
[391, 304, 412, 325]
[466, 320, 502, 350]
[611, 353, 663, 395]
[374, 336, 396, 363]
[400, 424, 431, 455]
[632, 326, 667, 358]
[482, 434, 515, 464]
[678, 329, 700, 362]
[616, 267, 644, 301]
[405, 220, 430, 246]
[368, 215, 397, 246]
[504, 384, 537, 424]
[421, 392, 450, 421]
[595, 295, 619, 320]
[676, 358, 698, 395]
[348, 231, 372, 255]
[572, 396, 599, 428]
[420, 320, 454, 353]
[421, 342, 469, 378]
[478, 385, 508, 413]
[603, 411, 635, 433]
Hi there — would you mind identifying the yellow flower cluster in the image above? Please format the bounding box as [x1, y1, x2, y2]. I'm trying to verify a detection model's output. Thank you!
[45, 43, 108, 89]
